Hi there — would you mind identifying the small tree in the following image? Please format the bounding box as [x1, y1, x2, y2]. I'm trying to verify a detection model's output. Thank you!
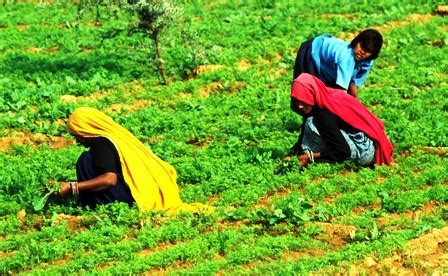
[78, 0, 182, 84]
[127, 0, 181, 84]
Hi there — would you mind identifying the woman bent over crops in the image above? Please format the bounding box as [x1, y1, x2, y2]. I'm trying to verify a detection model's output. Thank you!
[289, 73, 393, 168]
[59, 107, 209, 214]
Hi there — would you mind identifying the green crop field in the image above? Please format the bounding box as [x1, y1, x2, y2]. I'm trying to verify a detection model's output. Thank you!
[0, 0, 447, 274]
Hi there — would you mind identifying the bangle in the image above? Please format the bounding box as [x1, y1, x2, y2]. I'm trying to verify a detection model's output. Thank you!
[69, 181, 79, 195]
[305, 150, 314, 163]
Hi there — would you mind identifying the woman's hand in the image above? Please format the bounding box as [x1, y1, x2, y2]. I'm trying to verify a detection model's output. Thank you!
[298, 154, 310, 167]
[59, 182, 71, 197]
[298, 151, 320, 168]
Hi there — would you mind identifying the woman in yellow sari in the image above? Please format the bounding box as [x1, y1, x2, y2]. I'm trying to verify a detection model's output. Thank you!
[60, 107, 208, 214]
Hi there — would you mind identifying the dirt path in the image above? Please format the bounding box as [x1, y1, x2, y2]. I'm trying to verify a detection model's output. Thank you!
[0, 131, 73, 151]
[315, 226, 448, 274]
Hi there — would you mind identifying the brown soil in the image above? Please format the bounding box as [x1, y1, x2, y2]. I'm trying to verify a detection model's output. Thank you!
[183, 64, 226, 80]
[199, 81, 223, 98]
[319, 13, 360, 21]
[193, 64, 226, 75]
[25, 47, 43, 53]
[237, 59, 251, 71]
[351, 201, 382, 216]
[314, 222, 356, 249]
[106, 100, 150, 113]
[434, 5, 448, 15]
[48, 46, 59, 55]
[313, 227, 448, 275]
[204, 0, 228, 8]
[23, 45, 58, 55]
[352, 201, 441, 229]
[322, 192, 342, 205]
[144, 260, 194, 275]
[186, 136, 213, 148]
[59, 90, 111, 103]
[268, 53, 283, 63]
[178, 92, 192, 99]
[17, 24, 28, 31]
[253, 188, 292, 209]
[52, 214, 88, 231]
[0, 131, 74, 151]
[136, 242, 179, 257]
[340, 14, 434, 41]
[16, 209, 27, 224]
[421, 146, 447, 157]
[0, 250, 15, 259]
[229, 81, 247, 94]
[237, 225, 341, 273]
[86, 21, 102, 28]
[282, 248, 326, 261]
[207, 195, 220, 205]
[60, 80, 147, 105]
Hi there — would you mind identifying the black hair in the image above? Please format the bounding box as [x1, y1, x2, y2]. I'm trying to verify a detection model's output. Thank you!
[350, 29, 383, 60]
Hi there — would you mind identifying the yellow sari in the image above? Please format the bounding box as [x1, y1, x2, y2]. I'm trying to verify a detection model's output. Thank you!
[67, 107, 211, 214]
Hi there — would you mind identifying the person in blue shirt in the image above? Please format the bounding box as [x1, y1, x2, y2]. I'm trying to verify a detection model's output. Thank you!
[292, 29, 383, 98]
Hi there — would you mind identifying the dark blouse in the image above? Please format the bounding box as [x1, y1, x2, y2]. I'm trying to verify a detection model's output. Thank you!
[89, 137, 123, 178]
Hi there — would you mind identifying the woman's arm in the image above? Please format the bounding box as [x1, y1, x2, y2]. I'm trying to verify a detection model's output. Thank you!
[348, 83, 359, 98]
[60, 172, 117, 197]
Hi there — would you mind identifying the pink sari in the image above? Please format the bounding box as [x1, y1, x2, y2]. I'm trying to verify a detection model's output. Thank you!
[291, 73, 393, 165]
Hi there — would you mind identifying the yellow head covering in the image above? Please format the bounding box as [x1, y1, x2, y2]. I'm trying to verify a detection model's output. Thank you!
[67, 107, 210, 214]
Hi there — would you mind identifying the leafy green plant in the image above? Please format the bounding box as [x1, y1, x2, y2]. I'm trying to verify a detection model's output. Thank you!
[349, 221, 381, 242]
[250, 193, 313, 227]
[32, 180, 60, 211]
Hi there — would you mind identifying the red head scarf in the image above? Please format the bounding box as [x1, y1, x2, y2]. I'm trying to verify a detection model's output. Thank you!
[291, 73, 393, 165]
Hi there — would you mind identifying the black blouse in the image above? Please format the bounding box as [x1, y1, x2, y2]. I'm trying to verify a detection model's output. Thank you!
[89, 137, 124, 178]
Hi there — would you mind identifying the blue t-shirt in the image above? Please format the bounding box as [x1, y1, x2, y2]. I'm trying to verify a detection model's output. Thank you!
[311, 34, 373, 90]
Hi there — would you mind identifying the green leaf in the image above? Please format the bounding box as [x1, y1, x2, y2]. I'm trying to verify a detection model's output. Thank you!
[32, 191, 52, 211]
[65, 76, 77, 84]
[370, 222, 379, 240]
[17, 117, 26, 124]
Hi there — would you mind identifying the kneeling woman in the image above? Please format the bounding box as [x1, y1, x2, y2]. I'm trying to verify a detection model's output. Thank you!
[60, 107, 207, 213]
[290, 73, 393, 167]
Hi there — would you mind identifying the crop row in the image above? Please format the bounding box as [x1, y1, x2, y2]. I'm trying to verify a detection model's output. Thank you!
[3, 209, 444, 274]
